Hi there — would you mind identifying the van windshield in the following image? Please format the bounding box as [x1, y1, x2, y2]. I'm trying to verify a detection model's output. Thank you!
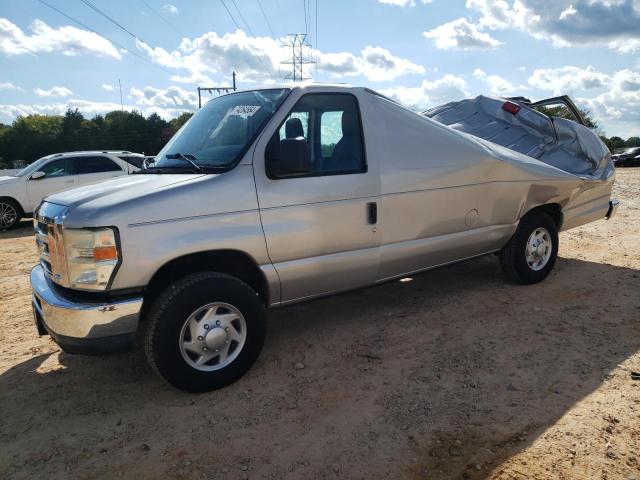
[153, 89, 290, 172]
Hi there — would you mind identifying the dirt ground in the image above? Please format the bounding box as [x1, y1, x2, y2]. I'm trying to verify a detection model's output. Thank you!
[1, 170, 638, 480]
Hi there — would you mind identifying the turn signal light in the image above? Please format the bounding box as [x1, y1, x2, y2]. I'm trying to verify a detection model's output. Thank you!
[93, 245, 118, 262]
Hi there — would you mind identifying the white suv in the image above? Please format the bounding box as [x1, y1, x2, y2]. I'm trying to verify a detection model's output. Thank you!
[0, 151, 144, 229]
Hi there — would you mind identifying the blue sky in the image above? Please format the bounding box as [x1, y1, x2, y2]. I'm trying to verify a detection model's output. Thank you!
[0, 0, 638, 137]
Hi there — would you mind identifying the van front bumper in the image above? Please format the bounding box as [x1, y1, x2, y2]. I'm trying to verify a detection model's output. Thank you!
[30, 265, 142, 355]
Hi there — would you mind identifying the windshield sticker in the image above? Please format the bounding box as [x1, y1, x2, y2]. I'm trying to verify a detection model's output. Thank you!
[230, 105, 261, 116]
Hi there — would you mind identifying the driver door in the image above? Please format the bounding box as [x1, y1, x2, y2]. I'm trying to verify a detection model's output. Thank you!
[26, 158, 78, 211]
[253, 91, 380, 304]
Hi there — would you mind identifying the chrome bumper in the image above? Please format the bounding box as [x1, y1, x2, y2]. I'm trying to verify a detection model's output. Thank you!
[606, 199, 620, 219]
[30, 265, 142, 353]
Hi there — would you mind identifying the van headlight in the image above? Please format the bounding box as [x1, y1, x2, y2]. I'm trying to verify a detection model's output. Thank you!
[63, 228, 119, 291]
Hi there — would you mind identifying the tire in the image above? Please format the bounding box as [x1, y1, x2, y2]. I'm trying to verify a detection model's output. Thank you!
[499, 211, 559, 285]
[0, 198, 22, 230]
[143, 272, 266, 392]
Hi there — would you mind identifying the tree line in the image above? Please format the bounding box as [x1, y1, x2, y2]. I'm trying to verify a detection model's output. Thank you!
[0, 109, 193, 168]
[0, 106, 638, 169]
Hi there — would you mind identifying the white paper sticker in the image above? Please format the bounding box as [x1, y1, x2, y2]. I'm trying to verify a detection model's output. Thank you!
[230, 105, 261, 116]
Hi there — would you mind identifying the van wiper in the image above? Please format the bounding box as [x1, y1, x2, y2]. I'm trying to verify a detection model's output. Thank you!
[165, 153, 203, 172]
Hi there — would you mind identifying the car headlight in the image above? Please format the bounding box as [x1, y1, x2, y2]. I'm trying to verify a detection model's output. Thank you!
[63, 228, 119, 291]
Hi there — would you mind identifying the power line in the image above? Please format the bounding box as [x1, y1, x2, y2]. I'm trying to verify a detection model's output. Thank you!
[315, 0, 318, 79]
[256, 0, 275, 36]
[303, 0, 308, 38]
[219, 0, 272, 75]
[79, 0, 148, 44]
[139, 0, 186, 39]
[35, 0, 174, 74]
[220, 0, 241, 30]
[229, 0, 255, 36]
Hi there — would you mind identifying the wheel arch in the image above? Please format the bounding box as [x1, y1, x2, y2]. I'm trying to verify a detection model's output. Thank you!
[142, 250, 270, 316]
[522, 202, 563, 230]
[0, 196, 25, 216]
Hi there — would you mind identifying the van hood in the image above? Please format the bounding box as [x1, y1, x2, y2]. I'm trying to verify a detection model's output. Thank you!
[43, 164, 258, 229]
[45, 173, 206, 210]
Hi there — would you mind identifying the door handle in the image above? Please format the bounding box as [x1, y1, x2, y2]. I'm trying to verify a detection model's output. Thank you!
[366, 202, 377, 225]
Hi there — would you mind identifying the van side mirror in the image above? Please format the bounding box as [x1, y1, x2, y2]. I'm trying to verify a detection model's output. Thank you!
[266, 137, 312, 178]
[31, 171, 46, 180]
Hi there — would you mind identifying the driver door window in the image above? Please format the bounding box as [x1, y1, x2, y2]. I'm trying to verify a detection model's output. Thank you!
[267, 94, 366, 177]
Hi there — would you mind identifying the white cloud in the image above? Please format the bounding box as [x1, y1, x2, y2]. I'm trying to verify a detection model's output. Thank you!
[0, 18, 121, 59]
[559, 4, 577, 20]
[317, 46, 425, 81]
[607, 38, 640, 54]
[582, 69, 640, 135]
[423, 18, 502, 50]
[0, 89, 198, 125]
[0, 81, 21, 91]
[162, 4, 179, 14]
[473, 68, 522, 95]
[528, 65, 611, 95]
[137, 29, 425, 83]
[465, 0, 531, 30]
[136, 31, 281, 83]
[34, 86, 73, 97]
[0, 100, 127, 124]
[102, 84, 115, 91]
[129, 85, 197, 110]
[465, 0, 640, 53]
[381, 74, 469, 110]
[378, 0, 432, 6]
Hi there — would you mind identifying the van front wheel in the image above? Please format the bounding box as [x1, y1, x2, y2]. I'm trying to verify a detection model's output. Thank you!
[143, 272, 266, 392]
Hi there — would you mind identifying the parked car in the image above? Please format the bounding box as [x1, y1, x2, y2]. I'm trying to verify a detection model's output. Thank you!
[612, 147, 640, 167]
[0, 151, 144, 229]
[30, 85, 617, 392]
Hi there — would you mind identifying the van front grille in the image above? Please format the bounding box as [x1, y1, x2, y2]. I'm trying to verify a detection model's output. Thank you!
[33, 202, 70, 287]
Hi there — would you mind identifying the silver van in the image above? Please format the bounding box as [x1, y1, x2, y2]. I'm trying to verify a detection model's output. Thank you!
[30, 85, 617, 391]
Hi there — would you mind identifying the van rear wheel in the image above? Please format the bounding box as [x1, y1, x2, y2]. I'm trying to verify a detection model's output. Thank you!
[143, 272, 266, 392]
[499, 211, 559, 284]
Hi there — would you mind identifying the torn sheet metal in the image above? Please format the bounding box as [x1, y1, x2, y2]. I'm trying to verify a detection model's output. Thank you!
[423, 95, 611, 179]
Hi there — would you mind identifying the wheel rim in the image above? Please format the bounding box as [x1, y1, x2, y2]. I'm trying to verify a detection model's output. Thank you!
[178, 302, 247, 372]
[525, 227, 552, 271]
[0, 202, 17, 228]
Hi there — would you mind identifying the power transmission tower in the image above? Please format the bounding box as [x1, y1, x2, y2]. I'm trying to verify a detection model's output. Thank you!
[281, 34, 316, 82]
[197, 72, 237, 109]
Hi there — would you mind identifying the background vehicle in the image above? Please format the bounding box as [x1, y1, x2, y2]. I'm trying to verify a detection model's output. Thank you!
[0, 151, 143, 229]
[612, 147, 640, 167]
[29, 85, 617, 392]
